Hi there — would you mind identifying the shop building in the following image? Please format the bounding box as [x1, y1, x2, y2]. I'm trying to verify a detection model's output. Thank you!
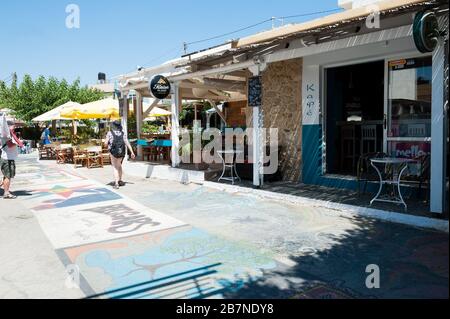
[118, 0, 449, 216]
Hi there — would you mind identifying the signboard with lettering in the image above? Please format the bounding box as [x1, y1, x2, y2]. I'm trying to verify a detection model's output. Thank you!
[389, 141, 431, 158]
[150, 75, 171, 100]
[302, 65, 320, 125]
[248, 76, 262, 107]
[119, 98, 125, 118]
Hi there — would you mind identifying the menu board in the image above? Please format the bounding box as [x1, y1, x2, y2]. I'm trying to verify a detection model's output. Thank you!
[119, 98, 125, 118]
[248, 76, 262, 107]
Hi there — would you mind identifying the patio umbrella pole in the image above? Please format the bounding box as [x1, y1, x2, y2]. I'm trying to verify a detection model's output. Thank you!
[73, 120, 78, 136]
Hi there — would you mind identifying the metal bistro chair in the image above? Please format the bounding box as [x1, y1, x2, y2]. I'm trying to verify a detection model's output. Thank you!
[357, 152, 388, 196]
[402, 153, 431, 202]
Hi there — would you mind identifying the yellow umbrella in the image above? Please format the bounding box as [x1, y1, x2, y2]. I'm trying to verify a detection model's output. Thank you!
[32, 101, 80, 122]
[60, 97, 120, 120]
[144, 107, 172, 121]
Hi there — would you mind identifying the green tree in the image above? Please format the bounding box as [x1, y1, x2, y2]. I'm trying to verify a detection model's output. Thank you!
[0, 74, 104, 123]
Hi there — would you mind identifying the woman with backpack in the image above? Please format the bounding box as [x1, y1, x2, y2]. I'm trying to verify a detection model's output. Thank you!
[104, 120, 135, 189]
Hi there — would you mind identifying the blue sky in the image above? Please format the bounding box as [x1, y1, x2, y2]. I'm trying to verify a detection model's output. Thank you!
[0, 0, 339, 85]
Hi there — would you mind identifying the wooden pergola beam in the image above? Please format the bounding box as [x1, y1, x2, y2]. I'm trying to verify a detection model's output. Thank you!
[142, 98, 160, 118]
[207, 99, 227, 126]
[179, 78, 246, 93]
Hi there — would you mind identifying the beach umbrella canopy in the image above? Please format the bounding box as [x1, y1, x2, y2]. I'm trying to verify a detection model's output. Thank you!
[60, 97, 120, 120]
[32, 101, 81, 122]
[144, 107, 172, 121]
[0, 114, 11, 140]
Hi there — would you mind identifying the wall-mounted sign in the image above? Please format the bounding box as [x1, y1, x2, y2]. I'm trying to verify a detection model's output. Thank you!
[413, 11, 439, 53]
[149, 75, 171, 100]
[302, 65, 320, 126]
[118, 98, 125, 118]
[248, 76, 262, 107]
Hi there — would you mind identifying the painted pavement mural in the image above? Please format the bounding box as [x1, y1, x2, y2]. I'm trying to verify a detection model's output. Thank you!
[7, 157, 448, 299]
[13, 158, 281, 299]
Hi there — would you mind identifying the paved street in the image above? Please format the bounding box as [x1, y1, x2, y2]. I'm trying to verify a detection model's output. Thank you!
[0, 155, 448, 299]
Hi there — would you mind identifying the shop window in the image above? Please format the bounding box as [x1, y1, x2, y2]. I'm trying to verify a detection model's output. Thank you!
[387, 56, 432, 158]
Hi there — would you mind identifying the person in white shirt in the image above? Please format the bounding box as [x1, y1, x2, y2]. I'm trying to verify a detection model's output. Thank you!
[0, 122, 20, 199]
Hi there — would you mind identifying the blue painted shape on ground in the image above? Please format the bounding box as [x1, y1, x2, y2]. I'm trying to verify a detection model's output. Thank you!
[75, 227, 278, 299]
[32, 187, 122, 210]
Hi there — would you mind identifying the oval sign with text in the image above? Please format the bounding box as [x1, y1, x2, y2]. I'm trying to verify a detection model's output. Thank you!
[149, 75, 171, 100]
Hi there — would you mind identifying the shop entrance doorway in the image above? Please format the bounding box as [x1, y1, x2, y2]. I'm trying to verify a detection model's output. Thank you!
[325, 60, 385, 176]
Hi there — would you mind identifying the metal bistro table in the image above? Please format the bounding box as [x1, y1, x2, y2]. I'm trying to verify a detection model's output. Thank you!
[370, 157, 416, 211]
[217, 150, 243, 185]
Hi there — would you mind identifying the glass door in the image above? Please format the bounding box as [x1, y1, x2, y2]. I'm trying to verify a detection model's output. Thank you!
[386, 56, 432, 158]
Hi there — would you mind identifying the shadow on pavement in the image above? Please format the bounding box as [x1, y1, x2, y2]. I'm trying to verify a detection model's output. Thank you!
[220, 217, 449, 299]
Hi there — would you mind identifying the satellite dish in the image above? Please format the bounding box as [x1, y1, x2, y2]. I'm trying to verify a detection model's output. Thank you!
[413, 11, 440, 53]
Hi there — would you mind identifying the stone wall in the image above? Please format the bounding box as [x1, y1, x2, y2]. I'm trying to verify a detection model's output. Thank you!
[262, 58, 303, 182]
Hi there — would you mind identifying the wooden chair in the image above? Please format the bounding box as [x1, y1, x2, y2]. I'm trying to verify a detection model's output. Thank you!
[153, 140, 172, 162]
[64, 148, 74, 164]
[73, 148, 88, 168]
[137, 139, 158, 162]
[361, 125, 377, 155]
[45, 145, 57, 160]
[86, 147, 103, 169]
[143, 146, 159, 162]
[340, 124, 357, 174]
[101, 147, 111, 166]
[38, 146, 49, 160]
[56, 148, 67, 164]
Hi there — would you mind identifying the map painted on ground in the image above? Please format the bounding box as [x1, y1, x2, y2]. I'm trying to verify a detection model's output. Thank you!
[57, 226, 278, 299]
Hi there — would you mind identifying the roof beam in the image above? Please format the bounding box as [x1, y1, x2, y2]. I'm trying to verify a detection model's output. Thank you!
[169, 59, 257, 82]
[180, 78, 246, 93]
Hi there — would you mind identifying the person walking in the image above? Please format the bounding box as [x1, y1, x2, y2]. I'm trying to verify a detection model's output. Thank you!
[0, 122, 23, 199]
[104, 120, 135, 189]
[40, 125, 51, 146]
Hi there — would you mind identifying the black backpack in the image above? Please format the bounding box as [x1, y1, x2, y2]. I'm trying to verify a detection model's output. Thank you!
[110, 131, 126, 158]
